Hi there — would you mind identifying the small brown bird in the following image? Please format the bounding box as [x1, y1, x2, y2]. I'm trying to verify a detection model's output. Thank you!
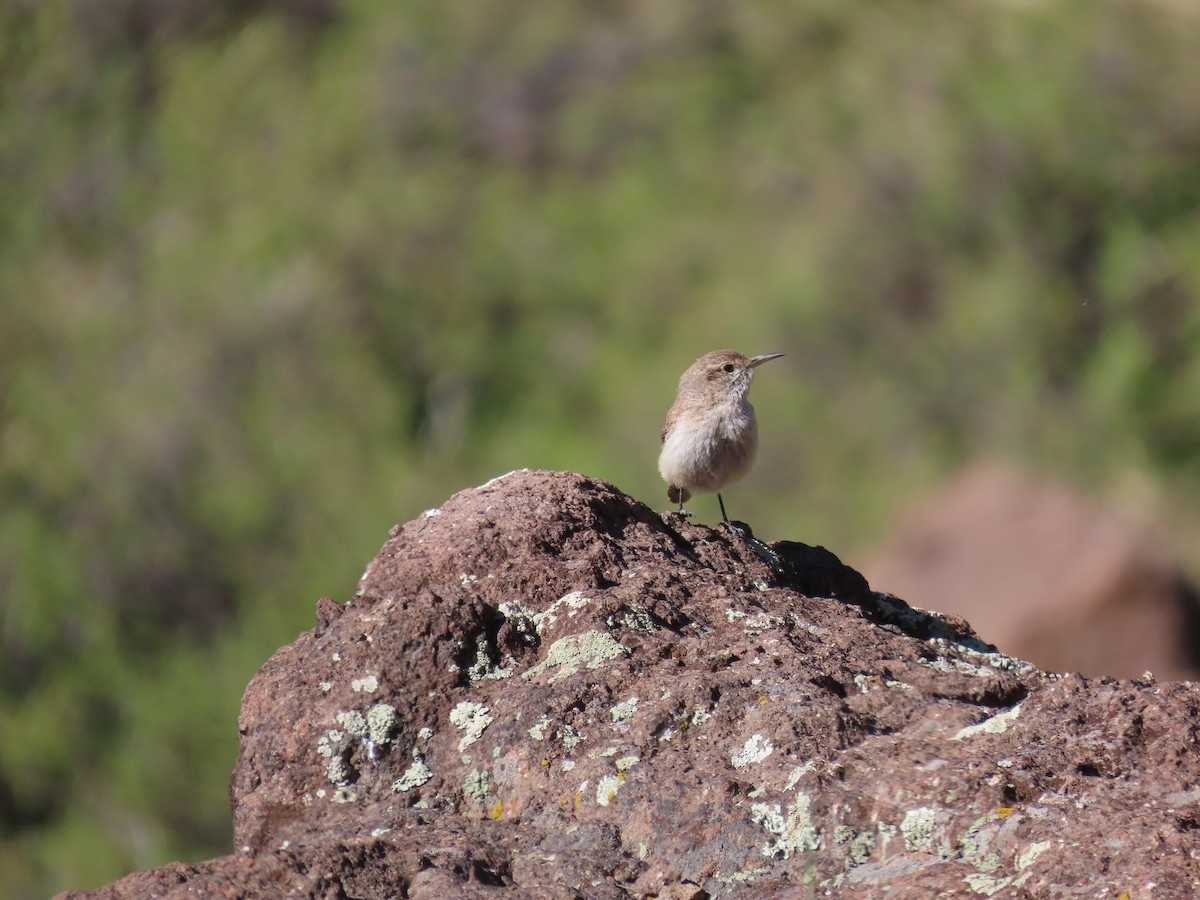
[658, 349, 784, 522]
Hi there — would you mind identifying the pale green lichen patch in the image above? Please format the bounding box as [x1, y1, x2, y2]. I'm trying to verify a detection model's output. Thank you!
[466, 640, 512, 682]
[498, 601, 538, 644]
[462, 768, 491, 805]
[351, 675, 379, 693]
[751, 791, 821, 858]
[596, 774, 622, 806]
[952, 704, 1022, 741]
[528, 715, 552, 740]
[558, 724, 584, 750]
[522, 630, 629, 683]
[337, 710, 367, 737]
[621, 607, 658, 633]
[610, 696, 638, 723]
[959, 812, 1003, 871]
[615, 755, 640, 772]
[833, 825, 876, 871]
[366, 703, 399, 745]
[317, 728, 355, 787]
[900, 806, 947, 856]
[732, 734, 774, 769]
[450, 701, 494, 751]
[326, 753, 354, 787]
[393, 756, 433, 792]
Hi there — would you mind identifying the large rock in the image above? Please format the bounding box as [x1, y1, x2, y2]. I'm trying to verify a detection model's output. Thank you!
[61, 470, 1200, 898]
[864, 463, 1200, 681]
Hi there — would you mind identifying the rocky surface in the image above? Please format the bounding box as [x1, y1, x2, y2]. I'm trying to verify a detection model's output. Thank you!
[61, 469, 1200, 898]
[865, 463, 1200, 681]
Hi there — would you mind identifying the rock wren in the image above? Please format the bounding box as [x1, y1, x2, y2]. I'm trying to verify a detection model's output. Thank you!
[658, 349, 784, 522]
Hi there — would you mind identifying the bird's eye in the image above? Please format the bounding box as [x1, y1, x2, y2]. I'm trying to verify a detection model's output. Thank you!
[722, 363, 735, 373]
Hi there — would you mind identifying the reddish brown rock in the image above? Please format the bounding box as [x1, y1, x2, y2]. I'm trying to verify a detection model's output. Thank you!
[59, 469, 1200, 898]
[864, 463, 1200, 681]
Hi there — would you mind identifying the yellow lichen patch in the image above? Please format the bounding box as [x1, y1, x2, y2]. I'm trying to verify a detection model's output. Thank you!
[489, 799, 504, 820]
[540, 757, 550, 766]
[996, 806, 1015, 819]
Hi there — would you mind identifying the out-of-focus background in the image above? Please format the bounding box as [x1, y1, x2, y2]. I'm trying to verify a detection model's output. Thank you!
[3, 0, 1200, 895]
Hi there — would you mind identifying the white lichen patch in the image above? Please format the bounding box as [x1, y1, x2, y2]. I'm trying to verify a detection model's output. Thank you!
[752, 791, 821, 858]
[784, 761, 815, 791]
[691, 708, 713, 728]
[725, 608, 779, 632]
[596, 774, 622, 806]
[927, 637, 1035, 674]
[610, 696, 639, 723]
[450, 701, 494, 751]
[318, 681, 332, 693]
[732, 734, 774, 769]
[1016, 840, 1051, 869]
[421, 507, 441, 518]
[952, 705, 1023, 741]
[351, 675, 379, 693]
[533, 590, 592, 636]
[528, 715, 552, 740]
[371, 827, 392, 837]
[477, 469, 529, 490]
[919, 656, 995, 678]
[522, 630, 629, 683]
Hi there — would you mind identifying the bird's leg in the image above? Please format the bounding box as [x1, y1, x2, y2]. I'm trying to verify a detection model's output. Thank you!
[718, 493, 729, 523]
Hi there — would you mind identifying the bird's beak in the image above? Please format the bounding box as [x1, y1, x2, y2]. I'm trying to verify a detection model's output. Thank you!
[748, 353, 785, 368]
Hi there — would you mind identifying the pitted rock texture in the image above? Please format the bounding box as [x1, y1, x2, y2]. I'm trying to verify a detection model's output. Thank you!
[61, 470, 1200, 899]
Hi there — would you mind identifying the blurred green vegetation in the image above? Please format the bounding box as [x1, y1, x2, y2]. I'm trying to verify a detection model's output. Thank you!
[3, 0, 1200, 894]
